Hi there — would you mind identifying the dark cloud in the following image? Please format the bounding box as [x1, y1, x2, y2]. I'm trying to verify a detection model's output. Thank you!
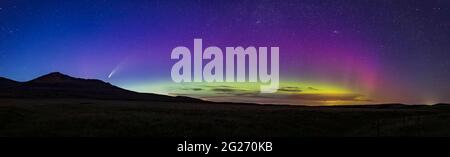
[307, 87, 319, 91]
[212, 88, 236, 92]
[205, 85, 233, 88]
[181, 87, 203, 91]
[190, 88, 203, 91]
[278, 86, 302, 92]
[288, 93, 371, 102]
[216, 91, 371, 102]
[207, 85, 252, 94]
[171, 84, 372, 105]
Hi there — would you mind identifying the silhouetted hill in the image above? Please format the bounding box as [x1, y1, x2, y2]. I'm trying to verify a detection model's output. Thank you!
[30, 72, 78, 83]
[336, 103, 424, 109]
[0, 77, 20, 88]
[0, 72, 203, 102]
[430, 103, 450, 110]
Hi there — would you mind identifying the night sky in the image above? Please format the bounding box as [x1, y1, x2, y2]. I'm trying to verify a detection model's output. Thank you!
[1, 0, 449, 105]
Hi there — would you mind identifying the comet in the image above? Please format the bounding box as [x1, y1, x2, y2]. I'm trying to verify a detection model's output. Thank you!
[108, 68, 117, 78]
[108, 57, 131, 79]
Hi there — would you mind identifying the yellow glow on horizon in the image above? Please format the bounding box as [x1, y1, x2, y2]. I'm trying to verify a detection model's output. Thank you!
[121, 79, 369, 105]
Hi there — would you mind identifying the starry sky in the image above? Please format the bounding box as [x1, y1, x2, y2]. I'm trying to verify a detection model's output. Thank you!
[0, 0, 449, 105]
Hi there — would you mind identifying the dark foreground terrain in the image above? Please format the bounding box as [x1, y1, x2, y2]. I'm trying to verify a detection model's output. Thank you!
[1, 98, 450, 137]
[1, 72, 450, 137]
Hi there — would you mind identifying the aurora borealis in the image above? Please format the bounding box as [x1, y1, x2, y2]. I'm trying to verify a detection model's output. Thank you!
[1, 0, 449, 105]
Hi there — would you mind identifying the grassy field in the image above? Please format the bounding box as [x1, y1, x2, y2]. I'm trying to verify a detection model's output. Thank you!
[1, 98, 450, 137]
